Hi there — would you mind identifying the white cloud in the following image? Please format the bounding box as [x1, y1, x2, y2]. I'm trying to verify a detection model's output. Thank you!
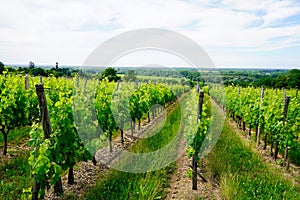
[262, 0, 300, 26]
[0, 0, 299, 67]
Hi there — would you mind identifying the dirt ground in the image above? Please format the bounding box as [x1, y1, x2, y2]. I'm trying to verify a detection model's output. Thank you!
[166, 152, 221, 200]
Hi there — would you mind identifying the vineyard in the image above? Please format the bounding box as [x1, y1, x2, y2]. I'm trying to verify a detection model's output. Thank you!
[0, 72, 198, 199]
[0, 71, 299, 199]
[210, 85, 300, 167]
[2, 0, 300, 198]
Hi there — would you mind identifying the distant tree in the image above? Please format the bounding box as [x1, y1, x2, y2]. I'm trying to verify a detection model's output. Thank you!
[100, 67, 120, 82]
[254, 77, 275, 88]
[236, 80, 248, 87]
[123, 70, 136, 82]
[275, 75, 288, 88]
[6, 67, 16, 73]
[30, 67, 47, 76]
[287, 69, 300, 88]
[56, 62, 59, 69]
[17, 67, 24, 74]
[29, 61, 35, 69]
[0, 61, 4, 74]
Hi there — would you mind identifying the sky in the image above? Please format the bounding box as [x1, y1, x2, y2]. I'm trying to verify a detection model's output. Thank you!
[1, 0, 300, 68]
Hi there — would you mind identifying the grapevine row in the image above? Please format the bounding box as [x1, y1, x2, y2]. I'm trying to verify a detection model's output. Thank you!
[210, 85, 300, 167]
[183, 86, 211, 190]
[0, 72, 191, 198]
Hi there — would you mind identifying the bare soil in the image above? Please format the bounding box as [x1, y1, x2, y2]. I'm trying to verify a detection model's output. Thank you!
[0, 138, 32, 161]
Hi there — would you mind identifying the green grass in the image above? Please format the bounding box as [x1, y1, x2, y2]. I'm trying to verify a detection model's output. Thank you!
[0, 152, 33, 200]
[206, 105, 300, 199]
[130, 108, 180, 153]
[83, 165, 176, 200]
[82, 99, 185, 200]
[0, 126, 32, 199]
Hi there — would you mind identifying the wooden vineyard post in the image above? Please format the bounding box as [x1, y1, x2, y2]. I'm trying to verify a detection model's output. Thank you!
[192, 153, 198, 190]
[84, 78, 88, 92]
[116, 79, 120, 90]
[32, 84, 64, 199]
[240, 87, 246, 132]
[257, 87, 264, 147]
[237, 87, 241, 127]
[192, 90, 204, 190]
[274, 95, 290, 161]
[25, 74, 29, 90]
[76, 76, 79, 87]
[283, 96, 291, 169]
[39, 75, 43, 84]
[153, 80, 157, 116]
[197, 91, 204, 122]
[130, 120, 135, 137]
[135, 80, 139, 89]
[36, 84, 52, 138]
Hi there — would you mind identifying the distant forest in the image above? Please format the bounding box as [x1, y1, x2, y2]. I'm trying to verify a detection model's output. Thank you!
[118, 67, 300, 88]
[1, 61, 299, 88]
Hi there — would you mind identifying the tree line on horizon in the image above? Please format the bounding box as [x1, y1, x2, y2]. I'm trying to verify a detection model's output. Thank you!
[1, 61, 299, 89]
[0, 61, 78, 77]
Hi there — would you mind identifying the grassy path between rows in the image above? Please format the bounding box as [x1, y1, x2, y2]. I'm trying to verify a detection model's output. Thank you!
[205, 100, 300, 199]
[82, 98, 185, 200]
[0, 126, 33, 200]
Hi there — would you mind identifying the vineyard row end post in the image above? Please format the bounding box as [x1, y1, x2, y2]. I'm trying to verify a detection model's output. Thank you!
[32, 84, 64, 199]
[193, 90, 204, 190]
[257, 87, 265, 147]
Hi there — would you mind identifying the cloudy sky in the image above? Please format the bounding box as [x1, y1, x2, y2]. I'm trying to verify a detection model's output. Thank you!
[1, 0, 300, 68]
